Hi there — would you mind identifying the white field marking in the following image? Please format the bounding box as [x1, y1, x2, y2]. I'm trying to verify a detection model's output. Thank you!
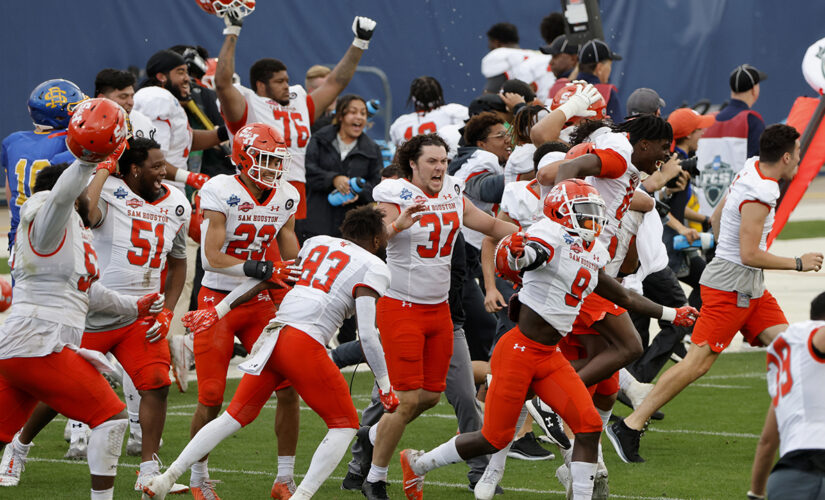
[645, 428, 759, 439]
[25, 457, 687, 500]
[702, 372, 763, 380]
[692, 383, 750, 389]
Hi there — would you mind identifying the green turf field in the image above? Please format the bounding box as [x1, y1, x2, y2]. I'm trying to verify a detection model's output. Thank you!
[9, 351, 770, 499]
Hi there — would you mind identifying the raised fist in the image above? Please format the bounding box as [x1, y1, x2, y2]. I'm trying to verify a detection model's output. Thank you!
[352, 16, 377, 49]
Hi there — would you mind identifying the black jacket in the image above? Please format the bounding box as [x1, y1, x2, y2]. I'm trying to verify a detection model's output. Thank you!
[300, 124, 382, 239]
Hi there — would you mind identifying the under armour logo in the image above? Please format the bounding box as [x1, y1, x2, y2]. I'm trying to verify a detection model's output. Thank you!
[513, 344, 525, 351]
[715, 342, 725, 349]
[204, 296, 215, 303]
[401, 301, 412, 308]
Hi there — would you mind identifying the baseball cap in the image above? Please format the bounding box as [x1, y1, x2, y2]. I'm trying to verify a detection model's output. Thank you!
[540, 34, 580, 56]
[146, 50, 186, 78]
[667, 108, 715, 139]
[578, 39, 622, 65]
[626, 88, 666, 117]
[729, 64, 767, 92]
[468, 94, 506, 117]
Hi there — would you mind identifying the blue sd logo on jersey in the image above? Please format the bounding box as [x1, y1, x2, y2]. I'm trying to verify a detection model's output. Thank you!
[113, 187, 128, 199]
[399, 188, 412, 200]
[227, 194, 240, 207]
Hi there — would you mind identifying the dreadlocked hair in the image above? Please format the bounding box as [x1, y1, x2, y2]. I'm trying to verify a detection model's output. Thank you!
[614, 114, 673, 145]
[408, 76, 445, 113]
[396, 133, 449, 179]
[512, 104, 547, 144]
[568, 119, 612, 146]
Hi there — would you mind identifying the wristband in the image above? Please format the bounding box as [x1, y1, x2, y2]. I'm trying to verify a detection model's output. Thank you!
[243, 260, 274, 280]
[223, 25, 241, 37]
[215, 301, 231, 320]
[216, 125, 229, 142]
[660, 306, 676, 322]
[391, 222, 402, 233]
[796, 257, 803, 271]
[352, 38, 370, 50]
[174, 169, 189, 183]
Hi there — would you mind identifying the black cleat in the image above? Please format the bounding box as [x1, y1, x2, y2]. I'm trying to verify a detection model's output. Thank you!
[507, 432, 554, 461]
[361, 480, 389, 500]
[606, 419, 645, 463]
[342, 471, 364, 491]
[526, 397, 571, 450]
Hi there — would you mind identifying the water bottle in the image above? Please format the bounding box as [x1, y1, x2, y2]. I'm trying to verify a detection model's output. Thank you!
[328, 177, 366, 206]
[673, 232, 714, 251]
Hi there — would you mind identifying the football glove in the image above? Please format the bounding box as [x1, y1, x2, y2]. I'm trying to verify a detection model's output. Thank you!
[182, 307, 220, 335]
[507, 232, 526, 258]
[379, 387, 399, 413]
[351, 16, 377, 50]
[186, 172, 210, 190]
[223, 9, 244, 36]
[557, 84, 602, 122]
[146, 308, 173, 343]
[268, 260, 302, 288]
[672, 305, 699, 327]
[136, 292, 165, 317]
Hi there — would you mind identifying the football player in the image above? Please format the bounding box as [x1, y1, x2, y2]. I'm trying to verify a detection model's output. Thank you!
[359, 133, 519, 500]
[608, 124, 824, 463]
[143, 206, 398, 500]
[389, 76, 468, 147]
[186, 122, 301, 499]
[1, 79, 84, 249]
[94, 69, 157, 142]
[211, 2, 376, 221]
[399, 180, 696, 500]
[0, 98, 164, 500]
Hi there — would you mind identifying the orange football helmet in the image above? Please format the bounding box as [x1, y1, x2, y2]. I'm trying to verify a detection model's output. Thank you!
[195, 0, 255, 17]
[495, 234, 523, 285]
[65, 98, 129, 163]
[543, 179, 606, 242]
[551, 83, 607, 124]
[231, 123, 291, 190]
[565, 141, 596, 160]
[0, 277, 11, 312]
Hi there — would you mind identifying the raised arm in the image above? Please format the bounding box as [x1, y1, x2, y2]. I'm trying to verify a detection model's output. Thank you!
[215, 29, 247, 126]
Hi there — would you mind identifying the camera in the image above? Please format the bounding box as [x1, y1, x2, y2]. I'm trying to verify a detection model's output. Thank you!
[654, 199, 671, 218]
[665, 156, 700, 189]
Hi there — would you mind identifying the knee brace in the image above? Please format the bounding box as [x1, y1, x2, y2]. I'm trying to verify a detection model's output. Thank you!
[87, 419, 127, 476]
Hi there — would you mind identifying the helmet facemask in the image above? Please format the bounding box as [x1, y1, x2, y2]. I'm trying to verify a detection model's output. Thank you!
[563, 195, 607, 242]
[245, 144, 290, 190]
[212, 0, 255, 18]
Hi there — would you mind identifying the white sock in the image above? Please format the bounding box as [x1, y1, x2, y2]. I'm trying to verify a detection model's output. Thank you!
[366, 464, 388, 483]
[597, 407, 612, 431]
[294, 428, 355, 496]
[90, 487, 114, 500]
[168, 413, 240, 480]
[122, 372, 142, 437]
[190, 459, 209, 484]
[368, 424, 377, 445]
[11, 435, 32, 456]
[618, 368, 634, 391]
[277, 455, 295, 479]
[413, 436, 462, 475]
[140, 459, 159, 476]
[570, 461, 597, 500]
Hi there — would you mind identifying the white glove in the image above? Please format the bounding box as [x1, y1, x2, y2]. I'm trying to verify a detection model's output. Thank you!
[351, 16, 377, 50]
[557, 84, 603, 122]
[223, 9, 245, 36]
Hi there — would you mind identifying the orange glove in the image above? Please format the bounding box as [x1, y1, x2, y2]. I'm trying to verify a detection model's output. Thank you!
[379, 387, 399, 413]
[673, 305, 700, 327]
[145, 308, 173, 343]
[267, 260, 302, 288]
[186, 172, 210, 190]
[182, 307, 219, 335]
[136, 292, 164, 318]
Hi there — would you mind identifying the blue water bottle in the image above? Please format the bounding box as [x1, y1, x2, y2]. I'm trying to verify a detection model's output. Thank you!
[328, 177, 366, 206]
[673, 232, 714, 251]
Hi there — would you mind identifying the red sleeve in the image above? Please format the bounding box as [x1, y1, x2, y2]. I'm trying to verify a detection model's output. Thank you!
[593, 149, 627, 179]
[222, 101, 249, 135]
[306, 95, 316, 126]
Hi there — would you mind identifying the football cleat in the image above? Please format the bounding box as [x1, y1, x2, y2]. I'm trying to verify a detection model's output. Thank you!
[593, 461, 609, 500]
[64, 431, 88, 460]
[270, 476, 296, 499]
[555, 463, 573, 499]
[137, 469, 189, 496]
[399, 449, 424, 500]
[0, 443, 27, 487]
[361, 480, 389, 500]
[605, 419, 645, 463]
[340, 471, 364, 491]
[507, 432, 554, 461]
[525, 397, 571, 450]
[473, 465, 504, 500]
[190, 479, 222, 500]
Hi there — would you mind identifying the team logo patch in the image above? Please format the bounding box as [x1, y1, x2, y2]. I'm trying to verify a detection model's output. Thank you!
[126, 198, 144, 208]
[454, 184, 461, 196]
[227, 194, 241, 207]
[289, 91, 297, 100]
[697, 155, 734, 208]
[562, 232, 575, 244]
[175, 205, 185, 216]
[285, 199, 295, 211]
[238, 201, 254, 212]
[400, 188, 412, 200]
[570, 242, 584, 253]
[414, 195, 427, 204]
[113, 187, 128, 199]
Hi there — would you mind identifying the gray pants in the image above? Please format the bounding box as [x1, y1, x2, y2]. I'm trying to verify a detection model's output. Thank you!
[767, 467, 825, 500]
[348, 326, 490, 483]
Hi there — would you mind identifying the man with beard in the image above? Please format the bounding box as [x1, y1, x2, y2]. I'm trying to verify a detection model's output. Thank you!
[133, 50, 225, 192]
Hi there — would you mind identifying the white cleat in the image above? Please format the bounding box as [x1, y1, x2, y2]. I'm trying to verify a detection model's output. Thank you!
[126, 433, 163, 457]
[0, 443, 27, 487]
[169, 335, 191, 393]
[64, 432, 88, 460]
[623, 378, 654, 409]
[555, 463, 572, 500]
[473, 465, 504, 500]
[137, 470, 189, 497]
[593, 461, 609, 500]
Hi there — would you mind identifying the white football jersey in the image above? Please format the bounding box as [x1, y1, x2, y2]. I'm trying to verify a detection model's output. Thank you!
[228, 84, 314, 183]
[85, 178, 191, 332]
[452, 149, 503, 249]
[373, 177, 465, 304]
[199, 174, 299, 291]
[504, 143, 536, 184]
[129, 108, 157, 142]
[767, 320, 825, 457]
[715, 158, 779, 268]
[583, 127, 639, 261]
[389, 104, 469, 147]
[275, 235, 391, 346]
[133, 87, 193, 185]
[481, 47, 536, 78]
[518, 217, 610, 335]
[500, 179, 542, 230]
[4, 192, 99, 347]
[508, 53, 556, 104]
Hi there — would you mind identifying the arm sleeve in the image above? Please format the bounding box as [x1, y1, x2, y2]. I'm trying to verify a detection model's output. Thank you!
[217, 277, 262, 312]
[356, 295, 390, 392]
[88, 281, 138, 316]
[463, 172, 505, 203]
[31, 160, 96, 253]
[593, 148, 628, 179]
